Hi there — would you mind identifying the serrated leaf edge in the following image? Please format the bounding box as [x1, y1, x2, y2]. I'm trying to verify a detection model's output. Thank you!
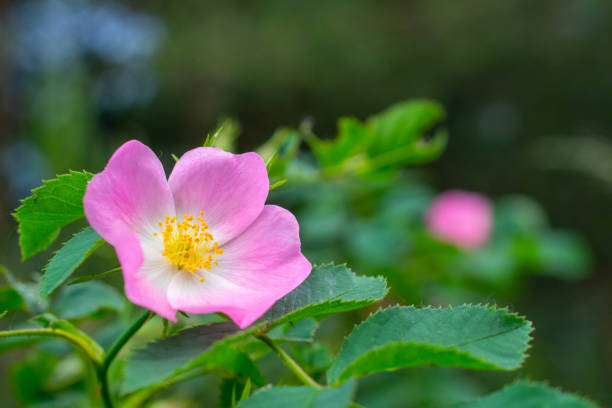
[40, 226, 104, 300]
[327, 303, 534, 384]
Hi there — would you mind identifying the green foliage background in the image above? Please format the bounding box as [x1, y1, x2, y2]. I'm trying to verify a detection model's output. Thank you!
[1, 0, 611, 406]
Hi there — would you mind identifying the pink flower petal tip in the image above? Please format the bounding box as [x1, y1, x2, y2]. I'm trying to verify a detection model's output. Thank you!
[84, 140, 311, 328]
[425, 190, 493, 250]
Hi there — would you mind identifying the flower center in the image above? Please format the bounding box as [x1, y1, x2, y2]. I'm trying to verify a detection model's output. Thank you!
[154, 212, 223, 280]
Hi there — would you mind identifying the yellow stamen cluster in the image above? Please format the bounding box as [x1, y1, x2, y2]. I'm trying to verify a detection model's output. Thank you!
[154, 212, 223, 279]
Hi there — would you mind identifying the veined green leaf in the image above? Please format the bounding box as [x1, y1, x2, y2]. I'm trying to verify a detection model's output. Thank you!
[452, 380, 597, 408]
[41, 226, 104, 300]
[123, 265, 384, 394]
[13, 171, 94, 260]
[53, 282, 124, 319]
[237, 379, 356, 408]
[327, 304, 533, 384]
[122, 322, 264, 394]
[262, 264, 388, 327]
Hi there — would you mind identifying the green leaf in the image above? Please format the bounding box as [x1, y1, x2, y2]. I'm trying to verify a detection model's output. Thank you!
[258, 128, 302, 180]
[9, 351, 58, 405]
[122, 322, 264, 394]
[537, 231, 591, 280]
[308, 100, 447, 177]
[267, 319, 319, 342]
[41, 226, 104, 300]
[262, 264, 388, 327]
[366, 100, 447, 166]
[309, 118, 371, 169]
[237, 379, 356, 408]
[0, 265, 47, 314]
[13, 171, 94, 260]
[68, 267, 121, 285]
[0, 285, 26, 313]
[327, 304, 533, 384]
[53, 282, 124, 319]
[452, 380, 597, 408]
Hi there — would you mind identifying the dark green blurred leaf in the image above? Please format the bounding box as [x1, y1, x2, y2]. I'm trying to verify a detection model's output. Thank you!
[10, 351, 58, 405]
[537, 231, 591, 280]
[0, 285, 26, 313]
[451, 380, 597, 408]
[220, 377, 252, 408]
[258, 128, 301, 180]
[68, 266, 121, 285]
[494, 196, 548, 235]
[41, 226, 104, 300]
[267, 319, 319, 342]
[0, 265, 47, 314]
[53, 281, 124, 319]
[122, 322, 264, 394]
[327, 305, 533, 384]
[292, 343, 334, 374]
[237, 379, 356, 408]
[13, 171, 94, 260]
[262, 264, 388, 326]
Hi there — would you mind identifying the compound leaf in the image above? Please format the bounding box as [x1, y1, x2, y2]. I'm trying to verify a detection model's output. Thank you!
[13, 171, 94, 260]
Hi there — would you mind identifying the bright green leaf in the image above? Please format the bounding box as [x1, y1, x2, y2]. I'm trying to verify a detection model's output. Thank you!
[452, 380, 597, 408]
[122, 322, 264, 394]
[366, 100, 447, 165]
[237, 379, 356, 408]
[309, 118, 372, 170]
[41, 226, 104, 300]
[262, 264, 388, 327]
[53, 282, 124, 319]
[309, 100, 447, 177]
[327, 305, 533, 384]
[13, 171, 94, 260]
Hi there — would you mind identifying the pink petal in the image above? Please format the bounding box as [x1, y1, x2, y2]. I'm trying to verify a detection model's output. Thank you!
[168, 147, 269, 245]
[166, 205, 312, 328]
[425, 190, 492, 250]
[83, 140, 177, 320]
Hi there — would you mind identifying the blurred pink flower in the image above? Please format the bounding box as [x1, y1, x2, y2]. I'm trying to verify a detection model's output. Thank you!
[425, 190, 493, 250]
[84, 140, 311, 328]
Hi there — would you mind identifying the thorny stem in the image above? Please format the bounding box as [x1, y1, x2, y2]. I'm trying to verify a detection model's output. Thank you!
[99, 310, 153, 407]
[253, 332, 322, 389]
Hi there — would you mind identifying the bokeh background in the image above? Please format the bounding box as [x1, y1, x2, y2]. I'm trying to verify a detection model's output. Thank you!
[1, 1, 611, 406]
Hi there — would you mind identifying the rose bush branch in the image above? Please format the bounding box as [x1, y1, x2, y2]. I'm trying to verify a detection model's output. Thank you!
[253, 331, 322, 389]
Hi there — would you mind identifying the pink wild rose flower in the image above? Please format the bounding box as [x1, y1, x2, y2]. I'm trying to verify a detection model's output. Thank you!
[425, 190, 493, 250]
[83, 140, 311, 328]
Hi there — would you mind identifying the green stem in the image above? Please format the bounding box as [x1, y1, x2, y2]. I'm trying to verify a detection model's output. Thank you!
[99, 310, 153, 407]
[0, 328, 103, 365]
[253, 332, 322, 389]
